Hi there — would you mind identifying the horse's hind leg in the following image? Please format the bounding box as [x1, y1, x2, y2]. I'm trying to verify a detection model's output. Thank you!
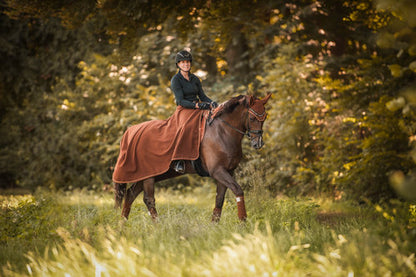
[212, 183, 227, 222]
[143, 177, 158, 221]
[121, 182, 144, 219]
[114, 183, 127, 209]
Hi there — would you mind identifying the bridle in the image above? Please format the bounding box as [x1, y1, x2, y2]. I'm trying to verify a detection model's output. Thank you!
[217, 107, 266, 140]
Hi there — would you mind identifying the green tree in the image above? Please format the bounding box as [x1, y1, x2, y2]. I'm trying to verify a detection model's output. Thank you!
[2, 0, 416, 202]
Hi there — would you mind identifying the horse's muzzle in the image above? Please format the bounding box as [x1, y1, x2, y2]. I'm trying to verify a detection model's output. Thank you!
[251, 136, 264, 149]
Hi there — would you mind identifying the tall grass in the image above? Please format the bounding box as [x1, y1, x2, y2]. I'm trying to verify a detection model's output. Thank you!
[1, 186, 415, 276]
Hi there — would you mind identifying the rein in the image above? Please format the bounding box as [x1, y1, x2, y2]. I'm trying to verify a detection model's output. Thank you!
[215, 108, 266, 139]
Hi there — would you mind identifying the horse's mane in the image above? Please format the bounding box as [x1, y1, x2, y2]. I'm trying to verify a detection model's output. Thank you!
[211, 95, 246, 120]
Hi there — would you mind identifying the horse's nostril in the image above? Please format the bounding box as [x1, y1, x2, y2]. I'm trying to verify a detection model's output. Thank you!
[251, 138, 264, 149]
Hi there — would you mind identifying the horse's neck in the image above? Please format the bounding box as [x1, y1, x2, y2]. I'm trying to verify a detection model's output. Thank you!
[227, 106, 247, 133]
[217, 109, 247, 146]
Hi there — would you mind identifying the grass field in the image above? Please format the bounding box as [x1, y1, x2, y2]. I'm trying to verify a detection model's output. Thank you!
[1, 185, 415, 277]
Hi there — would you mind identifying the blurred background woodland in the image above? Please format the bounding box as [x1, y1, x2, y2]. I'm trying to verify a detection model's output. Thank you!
[1, 0, 416, 202]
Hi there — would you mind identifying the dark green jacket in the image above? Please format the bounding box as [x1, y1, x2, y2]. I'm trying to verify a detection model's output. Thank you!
[170, 71, 212, 109]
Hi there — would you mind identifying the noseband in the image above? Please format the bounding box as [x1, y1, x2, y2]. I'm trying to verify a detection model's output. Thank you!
[217, 107, 266, 140]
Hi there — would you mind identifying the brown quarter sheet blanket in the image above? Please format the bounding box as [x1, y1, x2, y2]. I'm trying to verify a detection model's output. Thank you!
[112, 106, 208, 183]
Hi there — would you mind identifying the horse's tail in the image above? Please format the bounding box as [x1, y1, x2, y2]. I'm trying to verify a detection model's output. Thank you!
[114, 183, 127, 209]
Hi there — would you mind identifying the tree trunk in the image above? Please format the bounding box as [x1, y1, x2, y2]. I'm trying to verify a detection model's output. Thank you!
[225, 27, 250, 84]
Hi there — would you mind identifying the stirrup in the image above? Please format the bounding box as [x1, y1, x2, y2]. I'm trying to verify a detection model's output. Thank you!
[173, 160, 185, 173]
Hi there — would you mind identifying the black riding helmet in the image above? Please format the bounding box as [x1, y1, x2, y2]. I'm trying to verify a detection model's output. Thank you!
[176, 50, 192, 67]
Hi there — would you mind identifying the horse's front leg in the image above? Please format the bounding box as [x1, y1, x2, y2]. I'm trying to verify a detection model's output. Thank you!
[211, 167, 247, 221]
[212, 183, 227, 222]
[143, 177, 158, 221]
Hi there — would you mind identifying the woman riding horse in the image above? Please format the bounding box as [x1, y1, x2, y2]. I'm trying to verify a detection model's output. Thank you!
[170, 50, 218, 173]
[112, 50, 271, 222]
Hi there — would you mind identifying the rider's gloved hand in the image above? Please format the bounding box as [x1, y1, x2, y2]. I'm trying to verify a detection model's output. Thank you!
[211, 102, 218, 109]
[198, 102, 211, 110]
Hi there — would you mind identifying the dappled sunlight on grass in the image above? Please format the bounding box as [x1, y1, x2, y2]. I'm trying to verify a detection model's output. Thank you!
[58, 189, 114, 207]
[1, 189, 415, 276]
[0, 194, 34, 209]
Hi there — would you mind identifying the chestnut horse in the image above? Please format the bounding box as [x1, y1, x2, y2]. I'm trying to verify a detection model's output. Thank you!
[114, 94, 271, 222]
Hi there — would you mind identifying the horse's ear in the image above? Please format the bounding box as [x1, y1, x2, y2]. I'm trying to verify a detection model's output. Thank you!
[262, 93, 272, 104]
[240, 95, 253, 107]
[248, 95, 255, 106]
